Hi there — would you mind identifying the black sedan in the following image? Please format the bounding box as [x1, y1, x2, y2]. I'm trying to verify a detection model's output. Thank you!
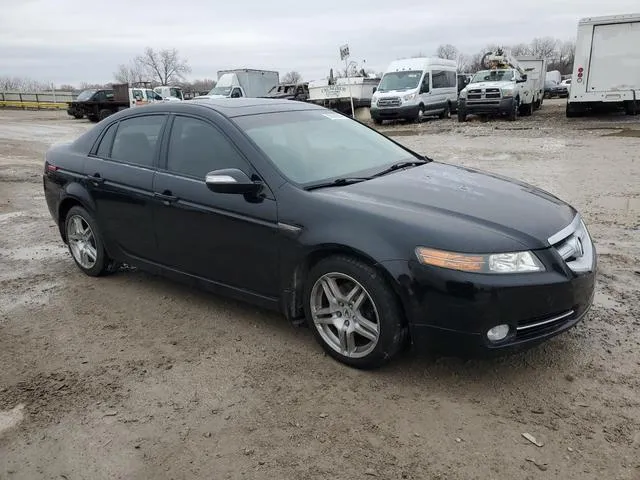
[43, 99, 596, 369]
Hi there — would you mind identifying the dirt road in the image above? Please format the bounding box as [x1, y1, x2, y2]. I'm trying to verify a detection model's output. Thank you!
[1, 102, 639, 479]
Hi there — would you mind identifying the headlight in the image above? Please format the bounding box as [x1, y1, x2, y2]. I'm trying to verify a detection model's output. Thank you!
[403, 93, 415, 102]
[459, 90, 467, 99]
[502, 88, 514, 97]
[415, 247, 545, 273]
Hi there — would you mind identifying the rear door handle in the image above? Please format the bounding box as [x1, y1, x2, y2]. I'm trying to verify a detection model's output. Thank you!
[154, 191, 178, 205]
[86, 173, 105, 185]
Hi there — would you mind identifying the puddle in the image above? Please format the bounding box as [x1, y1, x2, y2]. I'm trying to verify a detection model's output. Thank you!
[604, 129, 640, 138]
[595, 196, 640, 215]
[0, 404, 25, 435]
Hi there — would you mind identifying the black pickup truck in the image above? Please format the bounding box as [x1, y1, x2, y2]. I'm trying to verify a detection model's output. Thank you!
[66, 84, 132, 122]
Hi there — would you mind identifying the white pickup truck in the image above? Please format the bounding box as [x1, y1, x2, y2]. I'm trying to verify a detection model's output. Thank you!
[458, 68, 533, 121]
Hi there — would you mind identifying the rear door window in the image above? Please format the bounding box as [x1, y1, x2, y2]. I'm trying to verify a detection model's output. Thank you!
[110, 115, 166, 167]
[96, 122, 118, 158]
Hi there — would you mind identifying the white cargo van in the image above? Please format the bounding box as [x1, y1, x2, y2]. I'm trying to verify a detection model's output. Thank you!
[567, 13, 640, 116]
[370, 57, 457, 124]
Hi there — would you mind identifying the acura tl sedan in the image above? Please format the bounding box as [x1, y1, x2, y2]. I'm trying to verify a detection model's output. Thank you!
[43, 99, 596, 369]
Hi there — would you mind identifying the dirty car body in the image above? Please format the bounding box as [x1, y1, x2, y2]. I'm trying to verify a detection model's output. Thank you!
[43, 99, 597, 368]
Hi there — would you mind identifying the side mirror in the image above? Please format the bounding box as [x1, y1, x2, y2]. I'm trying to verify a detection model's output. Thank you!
[205, 168, 262, 195]
[372, 87, 377, 93]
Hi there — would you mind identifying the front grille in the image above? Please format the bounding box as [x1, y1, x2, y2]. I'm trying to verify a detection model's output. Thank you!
[548, 215, 595, 274]
[516, 310, 575, 340]
[377, 97, 401, 107]
[466, 87, 502, 102]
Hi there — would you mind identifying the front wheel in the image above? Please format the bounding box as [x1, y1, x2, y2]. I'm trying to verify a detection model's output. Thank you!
[304, 256, 407, 369]
[64, 206, 117, 277]
[508, 98, 520, 121]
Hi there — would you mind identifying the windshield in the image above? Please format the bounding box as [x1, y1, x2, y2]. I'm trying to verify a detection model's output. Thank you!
[76, 89, 97, 101]
[471, 69, 514, 83]
[207, 86, 231, 96]
[377, 71, 422, 92]
[235, 110, 416, 185]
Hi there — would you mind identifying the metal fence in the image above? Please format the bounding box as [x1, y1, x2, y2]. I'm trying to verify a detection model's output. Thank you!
[0, 91, 78, 110]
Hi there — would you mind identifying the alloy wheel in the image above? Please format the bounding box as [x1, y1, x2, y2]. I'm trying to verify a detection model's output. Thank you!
[310, 272, 380, 358]
[66, 214, 98, 269]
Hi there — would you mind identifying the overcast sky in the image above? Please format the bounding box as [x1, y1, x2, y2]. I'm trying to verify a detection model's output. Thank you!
[1, 0, 638, 86]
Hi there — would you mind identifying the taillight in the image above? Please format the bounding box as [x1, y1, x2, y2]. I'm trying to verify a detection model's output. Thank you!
[577, 66, 584, 83]
[46, 164, 58, 172]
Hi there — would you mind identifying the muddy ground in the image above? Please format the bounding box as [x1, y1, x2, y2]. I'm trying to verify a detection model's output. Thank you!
[0, 100, 639, 480]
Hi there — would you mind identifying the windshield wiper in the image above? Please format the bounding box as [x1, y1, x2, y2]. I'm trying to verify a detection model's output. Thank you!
[373, 159, 429, 178]
[305, 177, 371, 191]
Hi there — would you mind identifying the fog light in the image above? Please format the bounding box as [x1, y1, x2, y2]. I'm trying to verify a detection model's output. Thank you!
[487, 324, 510, 342]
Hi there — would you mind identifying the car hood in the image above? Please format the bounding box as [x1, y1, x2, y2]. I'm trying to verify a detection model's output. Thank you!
[316, 162, 576, 252]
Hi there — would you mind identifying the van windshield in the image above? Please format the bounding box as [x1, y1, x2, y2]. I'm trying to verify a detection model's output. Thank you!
[377, 71, 422, 92]
[471, 69, 514, 83]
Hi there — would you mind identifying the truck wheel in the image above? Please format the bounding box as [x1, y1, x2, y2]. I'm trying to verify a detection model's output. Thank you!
[533, 99, 541, 110]
[73, 113, 84, 119]
[625, 101, 638, 116]
[98, 109, 112, 121]
[372, 117, 382, 125]
[508, 98, 519, 121]
[519, 101, 533, 116]
[87, 114, 99, 123]
[438, 102, 451, 119]
[457, 108, 467, 122]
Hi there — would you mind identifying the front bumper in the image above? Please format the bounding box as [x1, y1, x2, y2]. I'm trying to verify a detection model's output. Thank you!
[382, 248, 596, 355]
[459, 97, 515, 115]
[370, 104, 420, 121]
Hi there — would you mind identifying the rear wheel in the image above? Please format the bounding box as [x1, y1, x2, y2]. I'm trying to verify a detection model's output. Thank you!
[625, 101, 638, 116]
[98, 109, 112, 121]
[519, 100, 533, 116]
[64, 206, 117, 277]
[87, 114, 99, 123]
[439, 102, 451, 119]
[457, 107, 467, 122]
[73, 113, 83, 119]
[304, 255, 407, 369]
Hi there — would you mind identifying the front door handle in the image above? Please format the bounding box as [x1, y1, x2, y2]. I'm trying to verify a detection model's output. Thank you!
[154, 191, 178, 205]
[86, 173, 105, 185]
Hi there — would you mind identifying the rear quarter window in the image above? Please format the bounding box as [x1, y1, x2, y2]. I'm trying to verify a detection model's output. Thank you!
[110, 115, 166, 167]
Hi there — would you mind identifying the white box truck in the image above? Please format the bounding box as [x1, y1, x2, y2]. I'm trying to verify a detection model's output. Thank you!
[516, 56, 547, 110]
[196, 69, 279, 99]
[567, 13, 640, 117]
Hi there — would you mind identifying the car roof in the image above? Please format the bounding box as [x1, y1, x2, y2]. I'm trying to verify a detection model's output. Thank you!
[119, 98, 324, 119]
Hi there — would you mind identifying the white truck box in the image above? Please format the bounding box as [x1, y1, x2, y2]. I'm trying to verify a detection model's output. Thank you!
[567, 13, 640, 116]
[516, 56, 547, 109]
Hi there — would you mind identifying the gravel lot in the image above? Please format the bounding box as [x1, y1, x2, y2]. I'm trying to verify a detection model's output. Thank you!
[1, 100, 639, 479]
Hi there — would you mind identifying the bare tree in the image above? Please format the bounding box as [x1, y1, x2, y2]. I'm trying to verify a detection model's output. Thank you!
[457, 53, 471, 72]
[529, 37, 560, 59]
[136, 47, 191, 86]
[0, 76, 50, 92]
[113, 62, 147, 84]
[59, 84, 76, 92]
[282, 71, 302, 83]
[182, 78, 216, 94]
[510, 43, 532, 56]
[435, 44, 458, 60]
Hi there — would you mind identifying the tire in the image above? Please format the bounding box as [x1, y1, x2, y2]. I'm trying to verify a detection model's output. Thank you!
[64, 206, 117, 277]
[625, 101, 638, 116]
[414, 104, 425, 123]
[73, 113, 84, 119]
[439, 102, 451, 119]
[508, 98, 520, 121]
[372, 117, 383, 125]
[533, 99, 541, 110]
[566, 102, 579, 118]
[519, 101, 533, 116]
[87, 114, 99, 123]
[98, 109, 112, 121]
[457, 108, 467, 122]
[304, 255, 407, 369]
